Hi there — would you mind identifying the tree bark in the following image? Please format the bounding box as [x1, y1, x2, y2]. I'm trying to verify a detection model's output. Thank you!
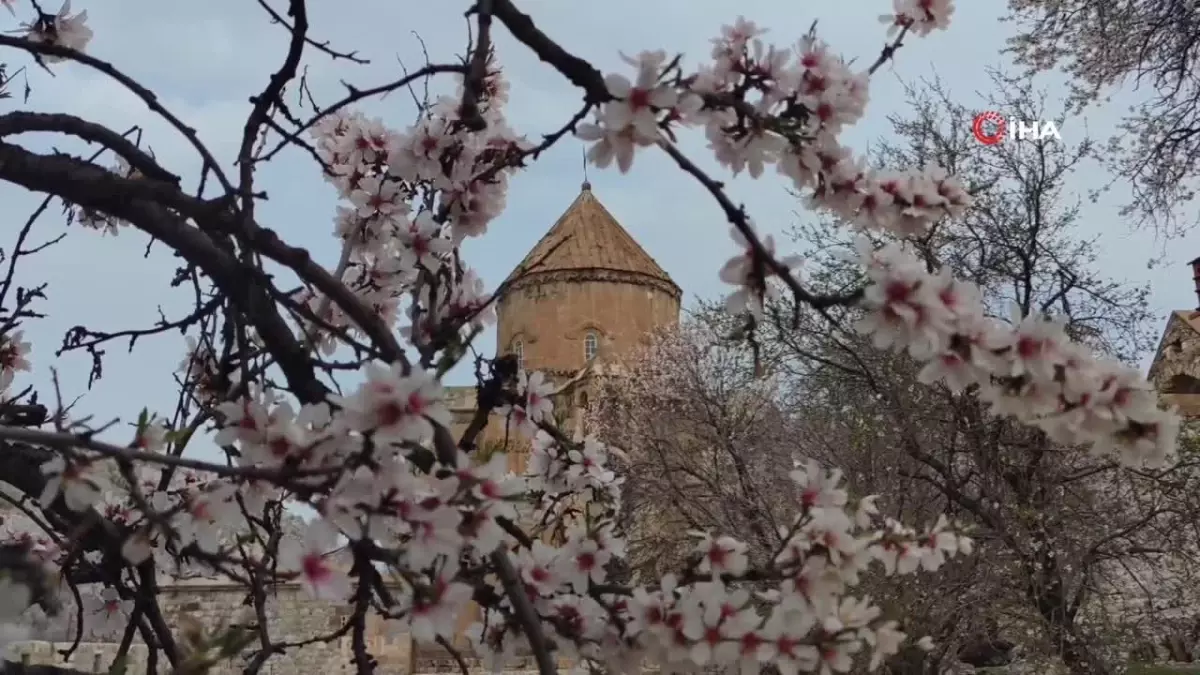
[1031, 582, 1113, 675]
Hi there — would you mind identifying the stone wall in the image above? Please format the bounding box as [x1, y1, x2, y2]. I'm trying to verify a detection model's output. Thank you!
[497, 274, 679, 378]
[1150, 312, 1200, 417]
[7, 579, 412, 674]
[4, 579, 573, 674]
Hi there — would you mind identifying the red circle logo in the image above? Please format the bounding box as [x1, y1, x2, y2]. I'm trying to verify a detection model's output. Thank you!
[972, 111, 1006, 145]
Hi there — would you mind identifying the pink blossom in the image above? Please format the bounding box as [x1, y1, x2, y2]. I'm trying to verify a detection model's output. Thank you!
[279, 520, 351, 601]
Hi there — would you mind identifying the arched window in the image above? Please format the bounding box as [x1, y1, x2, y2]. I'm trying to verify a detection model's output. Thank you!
[584, 332, 599, 362]
[1167, 373, 1200, 394]
[513, 340, 524, 371]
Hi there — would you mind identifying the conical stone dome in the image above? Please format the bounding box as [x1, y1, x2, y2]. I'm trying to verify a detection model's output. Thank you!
[502, 183, 680, 296]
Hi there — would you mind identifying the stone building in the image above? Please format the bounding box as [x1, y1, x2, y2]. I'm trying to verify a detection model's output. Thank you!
[1148, 257, 1200, 418]
[4, 183, 680, 674]
[435, 182, 681, 656]
[445, 181, 681, 464]
[1148, 309, 1200, 418]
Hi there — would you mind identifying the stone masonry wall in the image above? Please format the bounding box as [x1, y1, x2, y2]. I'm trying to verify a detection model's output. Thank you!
[497, 276, 680, 377]
[7, 580, 410, 674]
[4, 579, 570, 674]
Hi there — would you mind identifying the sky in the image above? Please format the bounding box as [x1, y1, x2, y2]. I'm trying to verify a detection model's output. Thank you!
[0, 0, 1194, 457]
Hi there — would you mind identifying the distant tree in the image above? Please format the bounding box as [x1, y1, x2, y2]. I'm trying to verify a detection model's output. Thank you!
[587, 316, 800, 582]
[1006, 0, 1200, 235]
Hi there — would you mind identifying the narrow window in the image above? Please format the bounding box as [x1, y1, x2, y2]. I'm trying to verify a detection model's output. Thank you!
[513, 340, 524, 371]
[584, 332, 598, 362]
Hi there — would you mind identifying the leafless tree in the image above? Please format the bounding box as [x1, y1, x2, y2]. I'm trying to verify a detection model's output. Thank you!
[587, 317, 802, 582]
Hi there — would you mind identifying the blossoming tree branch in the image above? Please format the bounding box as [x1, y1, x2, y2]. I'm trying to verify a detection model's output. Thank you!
[0, 0, 1180, 674]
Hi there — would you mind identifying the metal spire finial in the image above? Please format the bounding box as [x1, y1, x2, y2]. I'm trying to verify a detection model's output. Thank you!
[581, 149, 591, 191]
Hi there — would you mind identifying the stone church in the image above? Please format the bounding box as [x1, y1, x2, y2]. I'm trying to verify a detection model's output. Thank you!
[5, 183, 681, 674]
[444, 181, 681, 463]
